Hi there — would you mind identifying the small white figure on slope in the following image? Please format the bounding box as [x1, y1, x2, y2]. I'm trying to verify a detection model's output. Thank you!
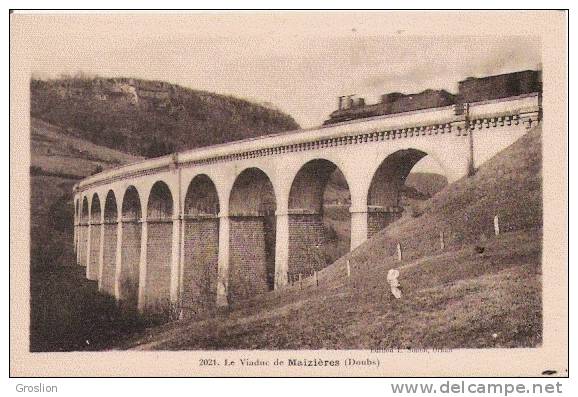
[387, 268, 402, 299]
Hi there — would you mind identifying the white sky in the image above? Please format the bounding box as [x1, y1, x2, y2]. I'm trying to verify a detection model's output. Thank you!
[20, 13, 541, 173]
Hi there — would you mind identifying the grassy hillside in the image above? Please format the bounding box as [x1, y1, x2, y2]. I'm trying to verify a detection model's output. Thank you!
[321, 170, 447, 265]
[30, 118, 142, 272]
[30, 119, 154, 351]
[31, 76, 299, 158]
[121, 125, 542, 350]
[405, 172, 448, 198]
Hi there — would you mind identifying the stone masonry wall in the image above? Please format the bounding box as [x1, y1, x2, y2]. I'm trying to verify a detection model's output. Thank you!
[182, 218, 219, 315]
[120, 222, 141, 308]
[368, 211, 403, 238]
[88, 224, 101, 280]
[101, 223, 117, 296]
[288, 213, 326, 277]
[78, 225, 87, 266]
[145, 221, 173, 311]
[228, 217, 270, 303]
[262, 214, 276, 289]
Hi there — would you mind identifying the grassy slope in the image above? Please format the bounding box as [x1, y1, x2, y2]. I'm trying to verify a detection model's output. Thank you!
[31, 118, 143, 177]
[405, 172, 448, 198]
[321, 170, 447, 265]
[30, 119, 151, 351]
[122, 125, 542, 350]
[30, 118, 141, 269]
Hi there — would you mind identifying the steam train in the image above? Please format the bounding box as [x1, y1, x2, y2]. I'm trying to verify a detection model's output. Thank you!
[323, 70, 542, 126]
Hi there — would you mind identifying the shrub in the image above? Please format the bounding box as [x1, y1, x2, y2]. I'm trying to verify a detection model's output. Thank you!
[410, 205, 423, 218]
[91, 165, 103, 175]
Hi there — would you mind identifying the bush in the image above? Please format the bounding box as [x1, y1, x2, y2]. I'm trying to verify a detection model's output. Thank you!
[410, 205, 423, 218]
[91, 165, 103, 175]
[324, 224, 338, 241]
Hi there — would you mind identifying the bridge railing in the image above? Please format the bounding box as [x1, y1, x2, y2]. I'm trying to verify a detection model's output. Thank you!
[74, 103, 461, 192]
[74, 92, 540, 193]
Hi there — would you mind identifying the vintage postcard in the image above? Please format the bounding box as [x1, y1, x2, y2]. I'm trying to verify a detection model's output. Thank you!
[10, 10, 568, 377]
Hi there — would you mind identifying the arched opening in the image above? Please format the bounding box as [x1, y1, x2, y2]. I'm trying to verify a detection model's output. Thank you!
[146, 181, 174, 310]
[182, 174, 220, 315]
[288, 159, 351, 279]
[79, 197, 89, 266]
[88, 194, 101, 280]
[101, 190, 118, 296]
[367, 149, 448, 237]
[228, 168, 276, 302]
[120, 186, 142, 309]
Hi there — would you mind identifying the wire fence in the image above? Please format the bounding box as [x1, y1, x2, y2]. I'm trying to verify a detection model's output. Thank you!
[282, 215, 503, 291]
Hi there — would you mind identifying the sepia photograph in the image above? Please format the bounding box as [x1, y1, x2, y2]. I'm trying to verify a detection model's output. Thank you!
[9, 10, 568, 377]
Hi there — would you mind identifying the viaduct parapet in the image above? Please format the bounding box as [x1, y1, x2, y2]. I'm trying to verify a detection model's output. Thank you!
[72, 87, 541, 314]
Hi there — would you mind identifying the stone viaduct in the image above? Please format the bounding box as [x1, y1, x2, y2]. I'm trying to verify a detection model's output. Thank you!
[72, 92, 541, 313]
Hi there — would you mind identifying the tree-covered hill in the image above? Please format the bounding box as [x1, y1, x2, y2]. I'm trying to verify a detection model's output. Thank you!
[30, 76, 300, 158]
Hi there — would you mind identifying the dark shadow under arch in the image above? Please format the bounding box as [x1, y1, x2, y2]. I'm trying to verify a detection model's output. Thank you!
[119, 186, 142, 309]
[101, 190, 118, 296]
[287, 159, 351, 277]
[367, 149, 447, 237]
[87, 193, 101, 280]
[78, 197, 90, 266]
[74, 198, 79, 255]
[182, 175, 220, 316]
[145, 181, 174, 312]
[228, 168, 276, 302]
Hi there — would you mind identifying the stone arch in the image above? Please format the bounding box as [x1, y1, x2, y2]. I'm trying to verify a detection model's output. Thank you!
[367, 148, 447, 237]
[90, 193, 101, 222]
[145, 180, 174, 311]
[87, 193, 102, 280]
[287, 159, 351, 278]
[120, 185, 141, 309]
[79, 196, 90, 266]
[101, 190, 118, 296]
[122, 185, 142, 220]
[81, 196, 89, 221]
[104, 190, 118, 220]
[182, 174, 220, 315]
[228, 167, 277, 302]
[184, 174, 220, 216]
[229, 167, 277, 216]
[147, 180, 173, 220]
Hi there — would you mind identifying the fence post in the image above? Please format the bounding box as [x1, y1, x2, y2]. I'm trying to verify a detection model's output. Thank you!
[299, 273, 302, 289]
[397, 243, 403, 261]
[494, 215, 500, 236]
[440, 231, 445, 250]
[346, 259, 351, 278]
